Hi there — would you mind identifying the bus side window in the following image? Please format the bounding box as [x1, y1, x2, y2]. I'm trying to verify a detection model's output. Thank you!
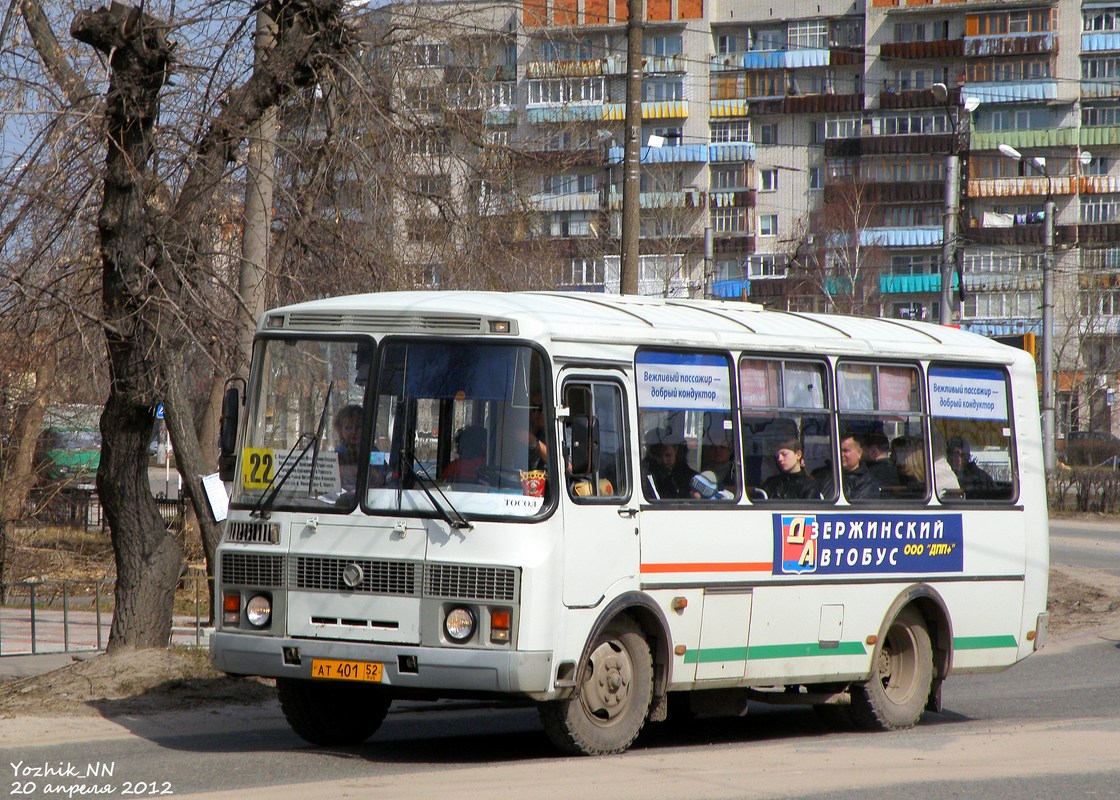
[564, 381, 627, 501]
[929, 364, 1016, 502]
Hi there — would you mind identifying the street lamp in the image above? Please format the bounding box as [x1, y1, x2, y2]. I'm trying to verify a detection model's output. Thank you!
[997, 142, 1056, 473]
[931, 82, 978, 326]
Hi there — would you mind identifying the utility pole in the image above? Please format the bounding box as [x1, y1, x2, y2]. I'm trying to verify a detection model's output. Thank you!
[997, 143, 1056, 473]
[238, 3, 279, 362]
[940, 152, 959, 325]
[1042, 194, 1056, 473]
[620, 0, 643, 295]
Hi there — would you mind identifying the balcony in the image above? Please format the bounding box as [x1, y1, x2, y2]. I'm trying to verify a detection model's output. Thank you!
[606, 143, 708, 164]
[710, 48, 831, 71]
[1080, 176, 1120, 194]
[969, 128, 1075, 150]
[965, 222, 1078, 246]
[880, 272, 958, 294]
[824, 133, 956, 158]
[708, 142, 756, 163]
[880, 39, 964, 60]
[962, 81, 1057, 105]
[859, 226, 943, 248]
[962, 320, 1041, 337]
[531, 191, 600, 212]
[525, 57, 622, 79]
[607, 189, 706, 209]
[964, 273, 1042, 292]
[1082, 81, 1120, 100]
[879, 86, 960, 110]
[963, 32, 1056, 57]
[1081, 125, 1120, 147]
[713, 278, 749, 299]
[826, 181, 942, 205]
[709, 189, 756, 208]
[1082, 32, 1120, 53]
[601, 100, 689, 120]
[483, 107, 515, 126]
[967, 176, 1076, 198]
[759, 94, 864, 114]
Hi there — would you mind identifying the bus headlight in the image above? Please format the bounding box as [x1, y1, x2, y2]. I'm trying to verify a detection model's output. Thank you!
[444, 606, 475, 643]
[245, 594, 272, 628]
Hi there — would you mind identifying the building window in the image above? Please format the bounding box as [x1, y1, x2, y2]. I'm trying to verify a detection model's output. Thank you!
[711, 120, 751, 143]
[712, 165, 750, 190]
[566, 258, 604, 286]
[759, 214, 778, 237]
[760, 169, 778, 192]
[754, 123, 779, 145]
[527, 77, 604, 106]
[644, 34, 682, 56]
[809, 166, 823, 190]
[644, 78, 683, 102]
[752, 28, 785, 51]
[788, 19, 829, 50]
[711, 207, 752, 233]
[748, 254, 785, 277]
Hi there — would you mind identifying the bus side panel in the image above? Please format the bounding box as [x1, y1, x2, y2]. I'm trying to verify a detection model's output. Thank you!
[940, 580, 1033, 672]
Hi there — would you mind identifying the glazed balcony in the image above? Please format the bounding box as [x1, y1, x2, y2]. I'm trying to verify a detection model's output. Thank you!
[962, 81, 1057, 105]
[607, 189, 706, 209]
[1082, 32, 1120, 53]
[969, 128, 1075, 150]
[1080, 176, 1120, 194]
[708, 142, 756, 163]
[1081, 125, 1120, 147]
[525, 57, 622, 79]
[526, 100, 689, 125]
[880, 272, 958, 295]
[963, 32, 1056, 57]
[967, 175, 1077, 198]
[606, 143, 708, 164]
[708, 189, 757, 208]
[712, 278, 750, 299]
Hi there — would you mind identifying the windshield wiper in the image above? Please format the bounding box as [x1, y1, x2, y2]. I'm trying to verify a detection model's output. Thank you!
[408, 456, 472, 531]
[250, 433, 316, 520]
[307, 382, 334, 494]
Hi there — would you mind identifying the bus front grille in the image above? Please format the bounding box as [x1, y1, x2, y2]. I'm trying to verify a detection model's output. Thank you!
[425, 563, 518, 602]
[293, 556, 419, 596]
[221, 552, 285, 587]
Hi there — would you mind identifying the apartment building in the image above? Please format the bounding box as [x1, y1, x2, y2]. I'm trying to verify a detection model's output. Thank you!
[366, 0, 1120, 438]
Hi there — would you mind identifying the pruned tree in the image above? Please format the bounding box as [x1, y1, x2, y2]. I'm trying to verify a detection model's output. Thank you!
[59, 0, 355, 649]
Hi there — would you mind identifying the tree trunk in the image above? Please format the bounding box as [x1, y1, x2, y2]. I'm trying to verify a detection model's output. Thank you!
[73, 2, 180, 651]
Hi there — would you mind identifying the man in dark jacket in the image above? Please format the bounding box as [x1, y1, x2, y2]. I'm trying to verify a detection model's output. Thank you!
[820, 433, 880, 500]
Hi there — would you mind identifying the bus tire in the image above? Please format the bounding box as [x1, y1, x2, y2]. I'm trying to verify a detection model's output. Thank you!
[849, 607, 933, 731]
[539, 616, 653, 755]
[277, 677, 390, 746]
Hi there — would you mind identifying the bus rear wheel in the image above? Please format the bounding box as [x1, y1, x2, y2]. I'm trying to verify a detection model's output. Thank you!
[850, 607, 933, 731]
[277, 677, 391, 746]
[539, 616, 653, 755]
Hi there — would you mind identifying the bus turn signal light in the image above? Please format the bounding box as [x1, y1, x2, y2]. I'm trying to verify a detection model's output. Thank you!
[223, 592, 240, 626]
[490, 609, 511, 643]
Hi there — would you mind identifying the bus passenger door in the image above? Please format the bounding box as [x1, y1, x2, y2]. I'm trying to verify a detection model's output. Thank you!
[560, 374, 639, 608]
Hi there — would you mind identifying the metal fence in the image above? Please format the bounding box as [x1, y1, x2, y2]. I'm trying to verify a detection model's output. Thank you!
[0, 575, 211, 657]
[27, 487, 187, 531]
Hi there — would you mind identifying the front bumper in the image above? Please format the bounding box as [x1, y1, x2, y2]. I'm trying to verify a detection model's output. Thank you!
[210, 631, 555, 696]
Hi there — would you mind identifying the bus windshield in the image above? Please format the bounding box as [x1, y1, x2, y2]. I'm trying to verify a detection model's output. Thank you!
[232, 337, 373, 513]
[366, 340, 552, 520]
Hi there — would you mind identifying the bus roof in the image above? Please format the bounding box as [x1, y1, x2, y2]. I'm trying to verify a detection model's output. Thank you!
[263, 291, 1024, 365]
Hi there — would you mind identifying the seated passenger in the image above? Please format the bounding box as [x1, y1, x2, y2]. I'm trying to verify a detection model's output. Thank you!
[444, 425, 487, 482]
[863, 431, 901, 489]
[947, 436, 996, 497]
[892, 437, 927, 497]
[700, 428, 737, 491]
[819, 433, 880, 500]
[641, 428, 696, 500]
[760, 437, 820, 500]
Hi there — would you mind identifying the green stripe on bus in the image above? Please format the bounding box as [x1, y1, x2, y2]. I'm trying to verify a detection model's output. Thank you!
[682, 641, 866, 664]
[953, 635, 1018, 650]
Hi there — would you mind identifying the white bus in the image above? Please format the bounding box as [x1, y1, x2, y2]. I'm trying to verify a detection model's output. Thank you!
[211, 291, 1049, 755]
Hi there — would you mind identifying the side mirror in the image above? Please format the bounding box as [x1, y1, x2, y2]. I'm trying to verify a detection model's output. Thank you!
[218, 385, 241, 482]
[568, 415, 599, 477]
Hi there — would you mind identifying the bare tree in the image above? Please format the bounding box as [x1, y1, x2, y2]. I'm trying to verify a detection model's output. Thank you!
[785, 177, 884, 316]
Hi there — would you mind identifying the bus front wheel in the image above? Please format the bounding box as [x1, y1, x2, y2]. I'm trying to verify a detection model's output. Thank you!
[850, 607, 933, 731]
[539, 616, 653, 755]
[277, 677, 390, 746]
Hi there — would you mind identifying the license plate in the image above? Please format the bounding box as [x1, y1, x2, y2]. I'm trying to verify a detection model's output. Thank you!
[310, 658, 383, 683]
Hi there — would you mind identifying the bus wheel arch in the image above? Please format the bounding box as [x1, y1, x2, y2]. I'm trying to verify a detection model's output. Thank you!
[850, 586, 951, 731]
[540, 593, 671, 755]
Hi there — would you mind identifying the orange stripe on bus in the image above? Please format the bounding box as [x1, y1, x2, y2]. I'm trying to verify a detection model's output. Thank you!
[640, 562, 771, 574]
